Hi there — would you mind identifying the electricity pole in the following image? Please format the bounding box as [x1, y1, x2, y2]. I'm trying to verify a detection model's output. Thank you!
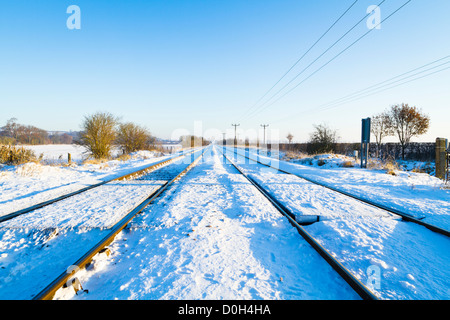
[222, 132, 226, 163]
[261, 124, 269, 145]
[232, 124, 240, 147]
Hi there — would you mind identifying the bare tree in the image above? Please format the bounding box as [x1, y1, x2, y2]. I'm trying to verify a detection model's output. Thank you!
[371, 110, 394, 158]
[78, 112, 119, 159]
[116, 122, 152, 154]
[2, 118, 19, 140]
[307, 123, 338, 154]
[286, 133, 294, 144]
[389, 103, 430, 160]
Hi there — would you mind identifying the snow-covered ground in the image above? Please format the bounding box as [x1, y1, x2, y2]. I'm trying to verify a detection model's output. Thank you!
[232, 147, 450, 232]
[53, 146, 359, 300]
[22, 144, 178, 164]
[222, 147, 450, 300]
[24, 144, 183, 164]
[25, 144, 89, 163]
[0, 145, 448, 300]
[0, 148, 181, 217]
[0, 149, 204, 300]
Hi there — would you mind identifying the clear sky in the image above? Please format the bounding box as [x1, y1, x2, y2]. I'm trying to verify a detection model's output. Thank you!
[1, 0, 449, 143]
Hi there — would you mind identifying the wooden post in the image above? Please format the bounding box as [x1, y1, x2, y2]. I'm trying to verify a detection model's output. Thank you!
[191, 136, 195, 162]
[435, 138, 448, 179]
[447, 148, 450, 182]
[68, 153, 71, 164]
[245, 139, 249, 164]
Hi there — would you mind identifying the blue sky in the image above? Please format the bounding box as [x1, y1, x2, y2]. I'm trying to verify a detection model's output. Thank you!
[0, 0, 449, 142]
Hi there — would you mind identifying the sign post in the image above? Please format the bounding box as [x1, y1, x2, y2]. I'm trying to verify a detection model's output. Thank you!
[361, 118, 371, 168]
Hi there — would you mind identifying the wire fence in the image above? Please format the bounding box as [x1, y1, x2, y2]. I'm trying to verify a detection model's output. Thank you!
[279, 142, 436, 162]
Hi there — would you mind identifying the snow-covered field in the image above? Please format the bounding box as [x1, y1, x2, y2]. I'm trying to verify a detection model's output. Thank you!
[25, 144, 89, 163]
[25, 144, 182, 164]
[0, 145, 448, 300]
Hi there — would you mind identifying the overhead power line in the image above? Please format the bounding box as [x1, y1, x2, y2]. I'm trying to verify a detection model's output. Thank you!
[319, 65, 450, 112]
[316, 55, 450, 109]
[315, 60, 450, 111]
[268, 55, 450, 125]
[245, 0, 412, 122]
[239, 0, 360, 122]
[241, 0, 387, 122]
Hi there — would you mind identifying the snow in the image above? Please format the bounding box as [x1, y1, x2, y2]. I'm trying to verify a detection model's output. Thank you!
[0, 145, 448, 300]
[25, 144, 88, 163]
[1, 180, 166, 229]
[0, 147, 181, 217]
[23, 144, 170, 164]
[0, 150, 202, 299]
[52, 146, 359, 300]
[221, 147, 450, 299]
[232, 147, 450, 232]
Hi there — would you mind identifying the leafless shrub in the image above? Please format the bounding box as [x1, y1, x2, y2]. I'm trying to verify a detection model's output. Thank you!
[0, 145, 37, 165]
[384, 161, 398, 176]
[307, 123, 338, 154]
[115, 154, 132, 162]
[78, 112, 119, 159]
[116, 122, 152, 154]
[341, 160, 355, 168]
[367, 155, 399, 175]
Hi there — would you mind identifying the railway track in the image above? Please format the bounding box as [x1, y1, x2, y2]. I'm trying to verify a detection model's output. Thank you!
[217, 147, 378, 300]
[227, 146, 450, 238]
[21, 146, 209, 300]
[0, 148, 198, 224]
[1, 145, 446, 300]
[219, 146, 450, 300]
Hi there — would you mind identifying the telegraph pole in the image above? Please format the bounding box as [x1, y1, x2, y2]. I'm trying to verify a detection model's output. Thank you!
[261, 124, 269, 145]
[232, 124, 240, 147]
[222, 132, 226, 163]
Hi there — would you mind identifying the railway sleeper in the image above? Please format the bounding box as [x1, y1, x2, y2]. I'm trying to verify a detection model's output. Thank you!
[295, 215, 321, 226]
[27, 227, 59, 248]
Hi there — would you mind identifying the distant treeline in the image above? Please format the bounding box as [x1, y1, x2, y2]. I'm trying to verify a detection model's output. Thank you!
[279, 142, 436, 162]
[180, 135, 210, 148]
[0, 118, 79, 145]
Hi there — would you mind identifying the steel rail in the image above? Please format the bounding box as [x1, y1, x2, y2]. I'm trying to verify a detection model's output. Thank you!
[32, 146, 209, 300]
[0, 148, 197, 223]
[218, 148, 377, 300]
[229, 147, 450, 238]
